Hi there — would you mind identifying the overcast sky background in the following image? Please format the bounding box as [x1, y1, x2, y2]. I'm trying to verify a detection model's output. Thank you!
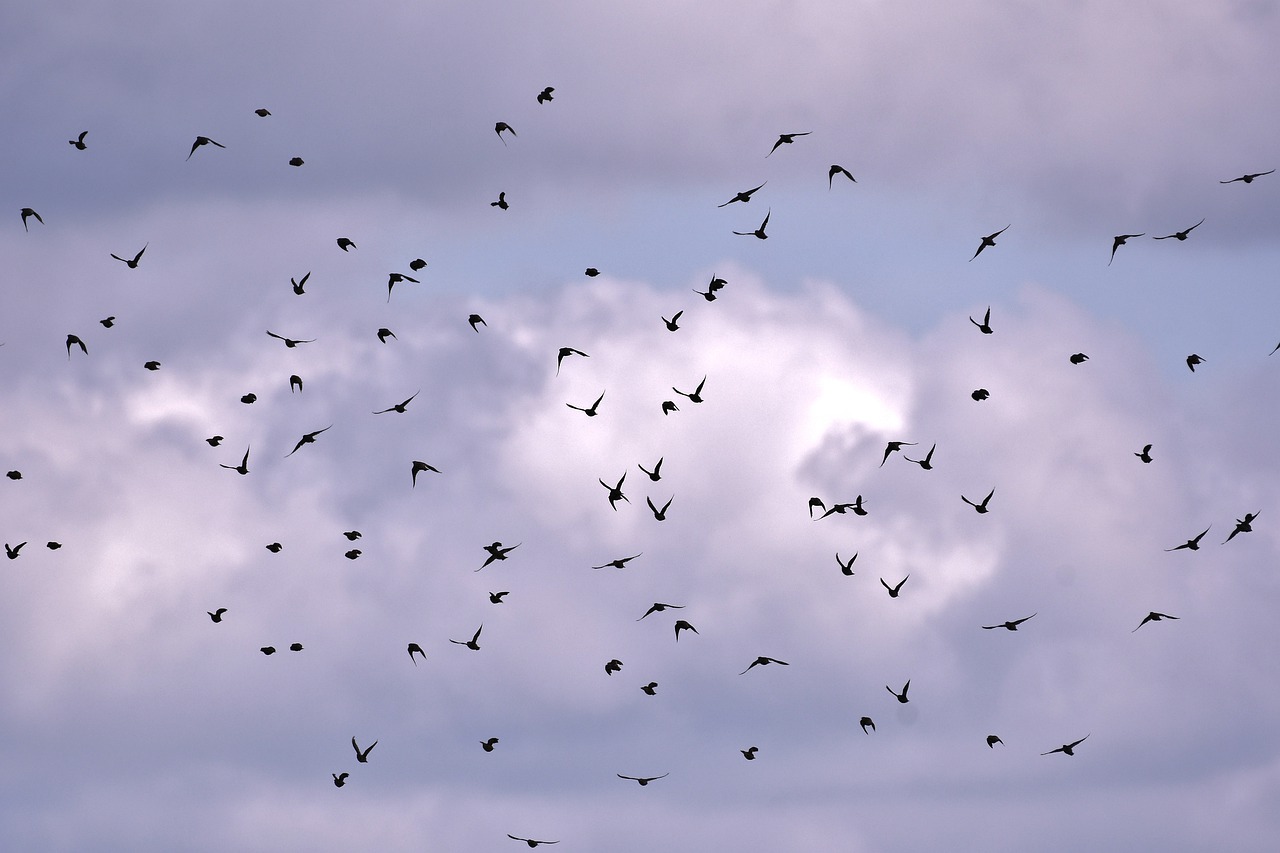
[3, 1, 1280, 850]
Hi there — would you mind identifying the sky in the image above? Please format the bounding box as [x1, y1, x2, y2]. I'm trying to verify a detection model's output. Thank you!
[3, 1, 1280, 850]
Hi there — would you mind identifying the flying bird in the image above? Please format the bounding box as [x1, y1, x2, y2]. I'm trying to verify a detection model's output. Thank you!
[673, 619, 699, 641]
[69, 131, 88, 150]
[491, 191, 509, 210]
[970, 225, 1010, 261]
[661, 400, 679, 415]
[265, 542, 282, 553]
[638, 458, 664, 481]
[450, 625, 483, 651]
[1042, 735, 1089, 756]
[662, 311, 682, 331]
[289, 643, 303, 652]
[693, 275, 726, 301]
[733, 208, 770, 239]
[407, 643, 426, 665]
[344, 531, 362, 541]
[255, 108, 271, 117]
[740, 656, 789, 675]
[886, 680, 911, 703]
[352, 737, 377, 763]
[903, 444, 935, 470]
[1135, 444, 1153, 463]
[481, 738, 499, 752]
[987, 735, 1003, 748]
[288, 157, 304, 167]
[618, 773, 668, 786]
[65, 334, 87, 359]
[468, 314, 486, 332]
[859, 717, 875, 734]
[110, 244, 147, 268]
[21, 208, 43, 231]
[971, 388, 990, 401]
[556, 347, 589, 375]
[836, 552, 857, 576]
[186, 136, 226, 159]
[1154, 218, 1205, 241]
[240, 393, 257, 404]
[100, 316, 115, 328]
[741, 746, 759, 760]
[537, 87, 555, 103]
[478, 541, 520, 570]
[220, 446, 251, 475]
[336, 237, 356, 251]
[332, 773, 348, 787]
[599, 473, 629, 511]
[507, 836, 558, 848]
[1223, 511, 1260, 544]
[592, 554, 641, 570]
[961, 488, 995, 513]
[766, 132, 811, 156]
[982, 613, 1036, 631]
[1109, 233, 1144, 265]
[289, 374, 302, 393]
[208, 608, 227, 623]
[637, 602, 683, 620]
[1070, 352, 1089, 364]
[969, 307, 993, 334]
[377, 328, 396, 343]
[344, 549, 361, 560]
[828, 164, 856, 188]
[206, 436, 223, 447]
[260, 646, 276, 655]
[1220, 169, 1274, 184]
[291, 272, 310, 295]
[494, 122, 517, 144]
[640, 682, 658, 695]
[410, 460, 441, 486]
[605, 659, 623, 675]
[386, 272, 419, 301]
[673, 376, 707, 403]
[5, 542, 26, 560]
[1166, 526, 1210, 551]
[488, 591, 509, 604]
[286, 426, 332, 457]
[265, 330, 315, 348]
[881, 441, 916, 466]
[646, 495, 673, 521]
[373, 391, 419, 414]
[880, 576, 909, 598]
[566, 391, 605, 417]
[718, 181, 766, 207]
[1132, 611, 1179, 632]
[1186, 354, 1204, 372]
[143, 361, 161, 370]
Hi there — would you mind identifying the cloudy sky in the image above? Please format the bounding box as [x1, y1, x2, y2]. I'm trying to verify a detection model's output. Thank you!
[4, 1, 1280, 850]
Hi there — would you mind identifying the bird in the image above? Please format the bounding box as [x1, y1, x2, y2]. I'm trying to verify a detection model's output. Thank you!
[205, 436, 223, 447]
[478, 541, 520, 570]
[1132, 611, 1179, 632]
[290, 272, 310, 295]
[288, 157, 304, 167]
[970, 225, 1010, 260]
[206, 608, 227, 624]
[961, 488, 995, 513]
[336, 237, 356, 251]
[410, 258, 427, 271]
[971, 389, 990, 401]
[186, 136, 225, 160]
[468, 314, 487, 332]
[352, 737, 377, 763]
[982, 613, 1036, 631]
[1186, 354, 1205, 372]
[881, 441, 916, 466]
[100, 316, 115, 328]
[859, 717, 875, 734]
[332, 773, 348, 787]
[828, 164, 856, 188]
[880, 576, 909, 598]
[836, 552, 857, 576]
[1154, 218, 1205, 241]
[1070, 353, 1089, 364]
[507, 836, 558, 847]
[1135, 444, 1153, 463]
[407, 643, 426, 665]
[592, 554, 641, 570]
[1166, 526, 1210, 551]
[638, 458, 664, 481]
[266, 330, 314, 348]
[289, 643, 303, 652]
[1223, 511, 1260, 544]
[343, 531, 362, 541]
[566, 391, 605, 417]
[717, 181, 766, 207]
[5, 542, 26, 560]
[488, 591, 510, 604]
[494, 122, 517, 144]
[144, 361, 161, 371]
[673, 620, 699, 641]
[640, 682, 658, 695]
[886, 680, 911, 703]
[240, 393, 256, 404]
[600, 473, 629, 511]
[45, 542, 61, 550]
[646, 495, 673, 521]
[673, 376, 707, 403]
[5, 471, 20, 480]
[809, 497, 826, 518]
[386, 273, 419, 302]
[733, 208, 770, 239]
[410, 460, 441, 486]
[740, 656, 789, 675]
[255, 108, 271, 117]
[491, 191, 509, 210]
[584, 268, 600, 277]
[110, 244, 147, 268]
[767, 132, 810, 156]
[286, 426, 332, 457]
[969, 307, 993, 334]
[1041, 735, 1089, 756]
[537, 87, 555, 103]
[820, 496, 868, 518]
[741, 746, 759, 760]
[20, 208, 43, 231]
[693, 275, 726, 301]
[987, 735, 1003, 748]
[618, 773, 668, 786]
[903, 444, 935, 470]
[637, 602, 683, 620]
[556, 347, 589, 375]
[662, 311, 683, 331]
[1109, 233, 1144, 265]
[344, 549, 361, 560]
[265, 542, 282, 553]
[481, 738, 500, 752]
[373, 391, 419, 414]
[220, 446, 251, 475]
[605, 659, 623, 675]
[1220, 169, 1274, 184]
[260, 646, 276, 655]
[65, 334, 88, 358]
[69, 131, 88, 150]
[450, 626, 483, 651]
[661, 400, 679, 415]
[289, 374, 303, 393]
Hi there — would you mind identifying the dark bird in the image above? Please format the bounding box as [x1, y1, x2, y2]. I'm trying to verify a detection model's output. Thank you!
[740, 656, 789, 675]
[638, 458, 663, 481]
[605, 659, 623, 675]
[386, 273, 419, 302]
[820, 496, 868, 518]
[478, 541, 519, 570]
[186, 136, 226, 160]
[289, 374, 303, 393]
[507, 836, 558, 847]
[206, 436, 223, 447]
[971, 388, 990, 401]
[488, 591, 510, 604]
[100, 316, 115, 328]
[266, 330, 315, 348]
[481, 738, 500, 752]
[836, 552, 857, 576]
[288, 271, 310, 295]
[767, 132, 811, 156]
[69, 131, 88, 150]
[600, 473, 629, 511]
[220, 446, 251, 475]
[289, 643, 303, 652]
[662, 311, 683, 331]
[982, 613, 1036, 631]
[859, 716, 875, 734]
[808, 497, 826, 518]
[567, 391, 605, 417]
[5, 471, 20, 479]
[537, 87, 555, 104]
[332, 773, 348, 787]
[5, 542, 26, 560]
[255, 108, 271, 117]
[661, 400, 679, 415]
[904, 444, 935, 470]
[491, 191, 509, 210]
[1223, 511, 1260, 544]
[240, 393, 257, 404]
[344, 549, 361, 560]
[886, 680, 910, 703]
[1070, 352, 1089, 364]
[641, 682, 658, 695]
[110, 244, 147, 268]
[1186, 354, 1204, 372]
[410, 460, 441, 486]
[344, 531, 362, 541]
[828, 164, 856, 188]
[65, 334, 90, 360]
[881, 441, 916, 466]
[741, 746, 759, 760]
[1221, 169, 1274, 184]
[1135, 444, 1153, 463]
[144, 361, 161, 371]
[1154, 218, 1205, 241]
[260, 646, 276, 655]
[592, 554, 641, 570]
[20, 208, 44, 232]
[733, 208, 770, 239]
[961, 488, 995, 513]
[1166, 526, 1210, 552]
[556, 347, 589, 375]
[637, 602, 683, 620]
[1132, 611, 1179, 632]
[265, 542, 282, 553]
[410, 258, 427, 271]
[494, 122, 517, 144]
[288, 157, 304, 167]
[373, 391, 419, 414]
[987, 735, 1003, 748]
[673, 620, 699, 641]
[673, 376, 706, 403]
[646, 495, 673, 521]
[336, 237, 356, 251]
[717, 181, 766, 207]
[468, 314, 487, 332]
[45, 542, 61, 550]
[618, 773, 668, 786]
[693, 275, 727, 301]
[1109, 233, 1144, 265]
[970, 225, 1010, 261]
[880, 576, 908, 598]
[283, 427, 330, 458]
[1041, 735, 1089, 756]
[407, 643, 426, 665]
[352, 737, 377, 763]
[970, 307, 993, 334]
[585, 268, 599, 277]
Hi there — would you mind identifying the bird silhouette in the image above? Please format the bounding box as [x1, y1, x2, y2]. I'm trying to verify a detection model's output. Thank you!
[352, 737, 377, 763]
[478, 541, 519, 570]
[640, 682, 658, 695]
[289, 643, 303, 652]
[809, 497, 827, 518]
[880, 576, 909, 598]
[20, 208, 45, 233]
[836, 552, 857, 576]
[881, 441, 916, 466]
[374, 328, 397, 344]
[600, 473, 629, 511]
[289, 374, 303, 393]
[288, 157, 304, 167]
[344, 549, 361, 560]
[481, 738, 499, 752]
[332, 773, 348, 787]
[766, 132, 811, 156]
[820, 496, 868, 518]
[1132, 611, 1179, 632]
[566, 391, 605, 417]
[673, 620, 699, 641]
[662, 311, 683, 331]
[605, 659, 623, 675]
[491, 192, 508, 210]
[266, 542, 282, 553]
[450, 625, 483, 650]
[410, 258, 427, 271]
[1109, 233, 1144, 265]
[1135, 444, 1153, 463]
[186, 136, 225, 160]
[592, 554, 641, 570]
[260, 646, 276, 655]
[859, 716, 875, 733]
[718, 182, 766, 207]
[1186, 354, 1204, 372]
[65, 334, 86, 359]
[1041, 735, 1088, 756]
[344, 531, 362, 541]
[255, 108, 271, 117]
[144, 361, 161, 371]
[266, 330, 315, 348]
[1223, 511, 1259, 544]
[386, 273, 419, 302]
[618, 773, 668, 786]
[110, 244, 147, 268]
[507, 836, 558, 847]
[488, 591, 509, 604]
[411, 460, 441, 486]
[971, 388, 990, 401]
[291, 272, 310, 295]
[220, 446, 250, 475]
[982, 613, 1036, 630]
[5, 471, 20, 480]
[468, 314, 487, 332]
[638, 458, 664, 481]
[373, 391, 419, 414]
[100, 316, 115, 328]
[286, 426, 332, 457]
[987, 735, 1003, 748]
[556, 347, 588, 375]
[494, 122, 517, 144]
[537, 87, 555, 104]
[69, 131, 88, 150]
[584, 268, 600, 277]
[733, 209, 770, 239]
[1154, 218, 1205, 241]
[903, 444, 935, 470]
[741, 746, 759, 759]
[673, 376, 707, 403]
[5, 542, 26, 560]
[1220, 169, 1274, 184]
[407, 643, 426, 665]
[961, 488, 995, 513]
[886, 680, 910, 703]
[637, 602, 683, 620]
[646, 495, 673, 521]
[828, 164, 856, 188]
[970, 225, 1010, 260]
[661, 400, 679, 415]
[206, 436, 223, 447]
[1069, 352, 1089, 364]
[1166, 526, 1210, 551]
[969, 307, 993, 334]
[740, 656, 789, 675]
[336, 237, 356, 251]
[693, 275, 727, 302]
